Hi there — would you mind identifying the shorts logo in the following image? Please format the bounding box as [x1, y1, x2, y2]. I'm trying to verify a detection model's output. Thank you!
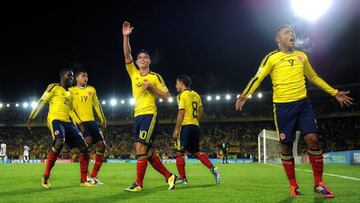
[280, 133, 286, 140]
[54, 130, 60, 136]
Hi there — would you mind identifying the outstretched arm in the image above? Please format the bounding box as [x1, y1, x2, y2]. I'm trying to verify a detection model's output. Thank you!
[27, 84, 55, 129]
[236, 53, 273, 111]
[304, 56, 353, 107]
[123, 21, 134, 64]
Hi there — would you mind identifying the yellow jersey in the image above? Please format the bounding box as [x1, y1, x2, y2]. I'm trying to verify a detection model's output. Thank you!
[126, 62, 169, 117]
[177, 89, 203, 126]
[29, 83, 79, 123]
[242, 50, 338, 103]
[68, 85, 106, 124]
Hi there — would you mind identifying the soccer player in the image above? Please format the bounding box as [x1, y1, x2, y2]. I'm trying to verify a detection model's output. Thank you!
[122, 21, 177, 192]
[0, 140, 6, 162]
[235, 25, 353, 198]
[23, 145, 30, 163]
[172, 75, 221, 184]
[69, 69, 107, 185]
[27, 68, 95, 188]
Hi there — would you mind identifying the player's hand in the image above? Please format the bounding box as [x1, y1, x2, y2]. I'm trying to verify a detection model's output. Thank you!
[142, 79, 153, 90]
[122, 21, 134, 36]
[100, 122, 107, 129]
[78, 123, 85, 133]
[235, 96, 248, 111]
[335, 90, 354, 107]
[26, 118, 33, 130]
[172, 130, 178, 141]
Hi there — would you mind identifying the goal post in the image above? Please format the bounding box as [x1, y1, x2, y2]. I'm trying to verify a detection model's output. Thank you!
[258, 129, 300, 164]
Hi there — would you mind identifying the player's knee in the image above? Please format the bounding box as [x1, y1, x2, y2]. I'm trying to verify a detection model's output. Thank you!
[78, 142, 89, 154]
[136, 153, 148, 160]
[52, 139, 64, 154]
[96, 141, 106, 152]
[191, 151, 201, 157]
[280, 143, 293, 154]
[304, 133, 320, 148]
[175, 151, 184, 157]
[85, 137, 93, 147]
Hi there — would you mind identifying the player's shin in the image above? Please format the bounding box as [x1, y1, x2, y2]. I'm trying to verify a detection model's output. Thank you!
[308, 147, 323, 186]
[148, 154, 172, 179]
[176, 154, 186, 179]
[281, 152, 298, 187]
[43, 146, 59, 178]
[136, 155, 148, 187]
[196, 152, 213, 169]
[91, 150, 105, 178]
[79, 143, 90, 183]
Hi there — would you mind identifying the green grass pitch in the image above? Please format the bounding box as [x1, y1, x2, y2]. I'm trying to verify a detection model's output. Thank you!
[0, 163, 359, 202]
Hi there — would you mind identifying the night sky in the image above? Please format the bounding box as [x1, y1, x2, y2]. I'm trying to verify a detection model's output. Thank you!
[1, 0, 359, 102]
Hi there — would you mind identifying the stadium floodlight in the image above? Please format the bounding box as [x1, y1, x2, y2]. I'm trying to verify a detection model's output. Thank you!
[168, 97, 174, 103]
[248, 94, 252, 99]
[110, 99, 117, 106]
[6, 104, 10, 108]
[101, 100, 106, 105]
[257, 93, 263, 98]
[23, 102, 29, 109]
[129, 98, 135, 105]
[159, 98, 163, 103]
[236, 94, 240, 99]
[207, 96, 212, 101]
[15, 103, 19, 107]
[225, 94, 231, 100]
[291, 0, 332, 21]
[31, 101, 38, 109]
[215, 95, 221, 101]
[0, 103, 3, 108]
[120, 99, 125, 104]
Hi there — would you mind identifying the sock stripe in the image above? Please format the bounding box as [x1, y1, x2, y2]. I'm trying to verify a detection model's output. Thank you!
[281, 153, 294, 160]
[308, 148, 323, 156]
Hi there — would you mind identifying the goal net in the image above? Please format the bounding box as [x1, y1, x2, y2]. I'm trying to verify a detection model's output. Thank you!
[258, 129, 301, 164]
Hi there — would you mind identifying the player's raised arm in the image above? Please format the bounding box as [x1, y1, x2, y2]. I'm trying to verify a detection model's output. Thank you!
[236, 53, 273, 111]
[92, 88, 107, 128]
[123, 21, 134, 64]
[304, 55, 354, 107]
[27, 84, 56, 129]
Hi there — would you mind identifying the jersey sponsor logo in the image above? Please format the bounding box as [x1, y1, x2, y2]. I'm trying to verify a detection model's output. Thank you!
[280, 133, 286, 140]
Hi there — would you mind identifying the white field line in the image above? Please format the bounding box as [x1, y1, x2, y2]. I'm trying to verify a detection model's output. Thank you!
[267, 164, 360, 181]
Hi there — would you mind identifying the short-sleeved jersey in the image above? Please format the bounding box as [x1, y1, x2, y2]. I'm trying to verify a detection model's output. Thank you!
[126, 62, 169, 117]
[242, 50, 338, 103]
[68, 85, 106, 124]
[29, 83, 76, 123]
[177, 89, 203, 126]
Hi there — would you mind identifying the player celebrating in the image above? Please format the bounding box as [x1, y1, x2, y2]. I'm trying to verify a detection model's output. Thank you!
[235, 25, 353, 198]
[27, 68, 95, 188]
[69, 69, 107, 185]
[172, 75, 221, 184]
[122, 21, 177, 192]
[23, 145, 30, 163]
